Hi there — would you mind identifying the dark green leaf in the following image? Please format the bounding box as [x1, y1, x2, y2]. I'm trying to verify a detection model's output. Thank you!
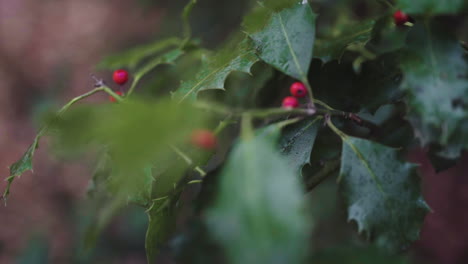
[248, 2, 317, 81]
[280, 118, 320, 176]
[173, 38, 258, 102]
[397, 0, 467, 15]
[339, 136, 429, 251]
[314, 20, 374, 62]
[400, 22, 468, 159]
[206, 125, 311, 264]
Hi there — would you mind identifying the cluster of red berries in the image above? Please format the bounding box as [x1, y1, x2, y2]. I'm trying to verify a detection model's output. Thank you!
[282, 82, 307, 109]
[109, 69, 129, 102]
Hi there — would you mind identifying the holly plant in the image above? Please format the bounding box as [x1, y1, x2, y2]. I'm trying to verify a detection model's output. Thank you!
[3, 0, 467, 263]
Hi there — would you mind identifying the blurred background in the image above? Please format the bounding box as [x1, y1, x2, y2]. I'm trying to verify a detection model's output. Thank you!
[0, 0, 467, 263]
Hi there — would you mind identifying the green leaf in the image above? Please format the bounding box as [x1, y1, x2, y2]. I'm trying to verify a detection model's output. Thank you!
[3, 134, 41, 201]
[399, 22, 468, 159]
[145, 199, 175, 264]
[97, 38, 181, 70]
[173, 38, 258, 102]
[206, 125, 311, 264]
[339, 136, 429, 251]
[279, 118, 320, 177]
[397, 0, 467, 15]
[248, 2, 317, 81]
[314, 20, 374, 62]
[47, 99, 208, 197]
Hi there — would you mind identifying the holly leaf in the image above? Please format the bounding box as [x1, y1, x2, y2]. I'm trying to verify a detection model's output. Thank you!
[3, 134, 41, 201]
[248, 2, 317, 82]
[280, 118, 320, 177]
[400, 22, 468, 159]
[314, 20, 374, 62]
[97, 38, 182, 70]
[396, 0, 467, 15]
[173, 38, 258, 103]
[146, 199, 176, 264]
[339, 136, 429, 251]
[206, 126, 311, 264]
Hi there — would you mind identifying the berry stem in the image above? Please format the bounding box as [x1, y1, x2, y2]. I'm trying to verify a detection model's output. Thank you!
[58, 87, 105, 114]
[169, 144, 207, 177]
[241, 114, 254, 141]
[325, 116, 349, 140]
[127, 78, 139, 96]
[302, 79, 315, 105]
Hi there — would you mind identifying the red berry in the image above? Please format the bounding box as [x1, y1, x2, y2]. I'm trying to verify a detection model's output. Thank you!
[191, 130, 217, 150]
[282, 96, 299, 109]
[290, 82, 307, 98]
[393, 10, 409, 26]
[109, 91, 124, 103]
[113, 69, 129, 85]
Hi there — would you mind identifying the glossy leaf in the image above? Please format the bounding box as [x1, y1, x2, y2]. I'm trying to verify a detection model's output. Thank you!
[397, 0, 467, 15]
[206, 126, 311, 264]
[173, 38, 258, 102]
[248, 2, 317, 81]
[3, 135, 41, 200]
[280, 118, 320, 176]
[400, 22, 468, 159]
[339, 136, 429, 251]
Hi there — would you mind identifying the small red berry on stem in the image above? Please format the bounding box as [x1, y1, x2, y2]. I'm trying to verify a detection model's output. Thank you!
[393, 10, 409, 26]
[113, 69, 129, 85]
[290, 82, 307, 98]
[191, 130, 217, 150]
[282, 96, 299, 109]
[109, 91, 124, 103]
